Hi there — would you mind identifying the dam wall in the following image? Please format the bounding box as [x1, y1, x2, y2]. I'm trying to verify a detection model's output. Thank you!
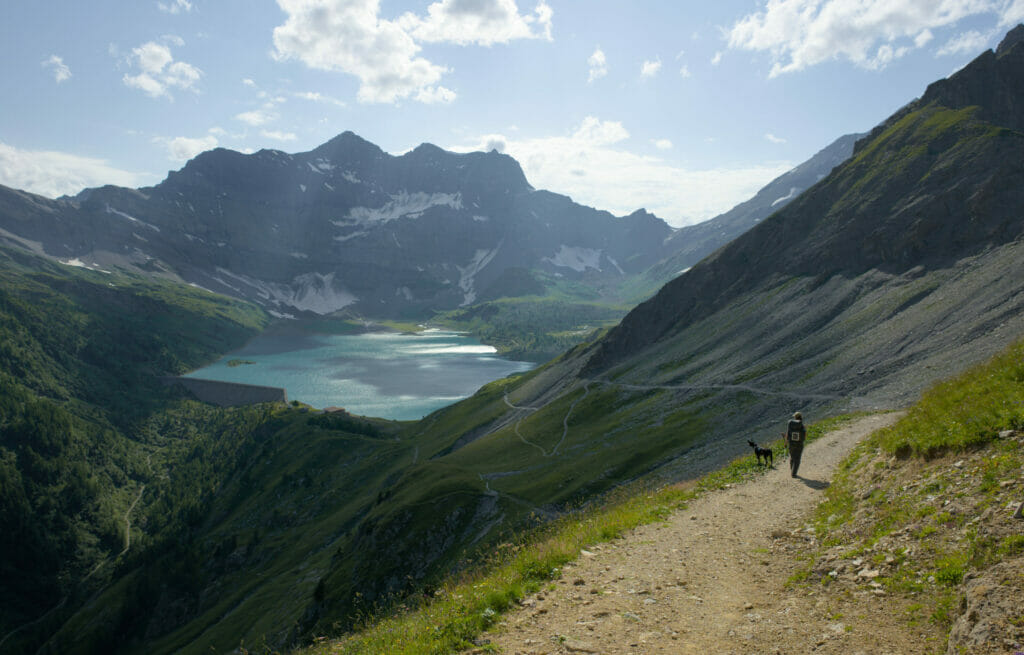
[161, 377, 288, 407]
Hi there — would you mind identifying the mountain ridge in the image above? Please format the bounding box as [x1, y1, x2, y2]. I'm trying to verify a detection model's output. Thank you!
[586, 30, 1024, 376]
[1, 132, 670, 319]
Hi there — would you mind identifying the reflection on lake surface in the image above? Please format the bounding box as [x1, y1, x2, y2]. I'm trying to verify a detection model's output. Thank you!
[185, 327, 533, 420]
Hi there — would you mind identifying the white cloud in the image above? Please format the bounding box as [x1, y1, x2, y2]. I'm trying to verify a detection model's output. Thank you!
[1001, 0, 1024, 25]
[272, 0, 451, 104]
[640, 57, 662, 77]
[294, 90, 347, 107]
[158, 134, 218, 161]
[936, 29, 995, 55]
[416, 85, 457, 104]
[728, 0, 1002, 76]
[0, 141, 146, 198]
[242, 78, 257, 87]
[572, 116, 629, 146]
[272, 0, 552, 104]
[42, 55, 71, 83]
[123, 41, 202, 98]
[651, 138, 673, 150]
[235, 108, 277, 126]
[451, 118, 792, 227]
[261, 130, 298, 141]
[679, 64, 692, 78]
[587, 47, 607, 82]
[765, 132, 787, 144]
[711, 50, 723, 65]
[481, 134, 508, 152]
[397, 0, 553, 45]
[157, 0, 193, 13]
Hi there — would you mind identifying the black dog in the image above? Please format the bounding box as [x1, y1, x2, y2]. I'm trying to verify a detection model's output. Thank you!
[747, 440, 773, 467]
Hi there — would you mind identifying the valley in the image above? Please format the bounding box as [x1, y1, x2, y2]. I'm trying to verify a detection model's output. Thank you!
[0, 22, 1023, 655]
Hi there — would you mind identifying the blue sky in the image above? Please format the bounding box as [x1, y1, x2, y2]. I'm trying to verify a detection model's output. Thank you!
[2, 1, 1022, 227]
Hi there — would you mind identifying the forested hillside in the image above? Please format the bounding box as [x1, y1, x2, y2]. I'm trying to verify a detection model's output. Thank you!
[0, 245, 272, 651]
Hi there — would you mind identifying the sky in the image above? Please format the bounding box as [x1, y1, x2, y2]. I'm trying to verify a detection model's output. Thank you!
[2, 1, 1023, 228]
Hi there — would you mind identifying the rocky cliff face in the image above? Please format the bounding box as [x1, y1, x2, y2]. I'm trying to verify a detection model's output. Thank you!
[0, 132, 674, 317]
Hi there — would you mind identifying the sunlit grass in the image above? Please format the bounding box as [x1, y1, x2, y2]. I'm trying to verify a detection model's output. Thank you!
[808, 337, 1024, 636]
[299, 413, 861, 655]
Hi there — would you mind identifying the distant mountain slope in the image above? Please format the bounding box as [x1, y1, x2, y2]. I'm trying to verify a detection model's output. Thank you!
[589, 27, 1024, 377]
[644, 131, 864, 283]
[0, 133, 673, 317]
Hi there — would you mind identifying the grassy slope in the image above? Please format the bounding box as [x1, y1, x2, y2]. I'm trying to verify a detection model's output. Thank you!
[283, 100, 1024, 652]
[300, 415, 860, 654]
[0, 245, 272, 650]
[63, 410, 409, 655]
[794, 339, 1024, 651]
[302, 337, 1024, 655]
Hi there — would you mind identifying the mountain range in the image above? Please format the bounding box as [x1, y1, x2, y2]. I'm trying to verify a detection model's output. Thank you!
[2, 23, 1022, 655]
[0, 125, 861, 324]
[0, 134, 675, 318]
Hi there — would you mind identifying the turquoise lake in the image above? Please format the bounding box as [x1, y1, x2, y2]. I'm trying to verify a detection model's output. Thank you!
[185, 327, 534, 420]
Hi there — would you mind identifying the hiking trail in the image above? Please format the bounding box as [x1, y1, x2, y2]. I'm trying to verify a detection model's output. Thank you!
[473, 413, 936, 655]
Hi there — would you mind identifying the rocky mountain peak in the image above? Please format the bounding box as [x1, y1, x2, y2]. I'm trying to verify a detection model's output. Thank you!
[997, 23, 1024, 56]
[917, 23, 1024, 131]
[310, 130, 386, 166]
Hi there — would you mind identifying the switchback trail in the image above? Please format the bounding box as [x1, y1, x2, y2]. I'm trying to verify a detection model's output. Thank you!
[476, 413, 932, 655]
[503, 383, 591, 457]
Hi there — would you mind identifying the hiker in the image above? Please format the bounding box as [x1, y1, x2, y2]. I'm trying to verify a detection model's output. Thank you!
[784, 411, 806, 478]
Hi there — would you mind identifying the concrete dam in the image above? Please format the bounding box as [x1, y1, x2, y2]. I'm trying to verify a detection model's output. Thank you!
[162, 376, 288, 407]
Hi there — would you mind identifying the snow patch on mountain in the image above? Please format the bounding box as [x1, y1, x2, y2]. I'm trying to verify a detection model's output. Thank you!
[106, 205, 160, 232]
[347, 192, 463, 224]
[545, 245, 603, 272]
[771, 187, 801, 207]
[214, 268, 356, 314]
[60, 258, 111, 274]
[334, 230, 369, 242]
[307, 158, 335, 175]
[457, 246, 500, 306]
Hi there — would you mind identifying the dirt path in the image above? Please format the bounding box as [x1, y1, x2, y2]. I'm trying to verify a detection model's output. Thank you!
[120, 482, 145, 556]
[503, 383, 592, 457]
[0, 478, 146, 652]
[479, 413, 934, 655]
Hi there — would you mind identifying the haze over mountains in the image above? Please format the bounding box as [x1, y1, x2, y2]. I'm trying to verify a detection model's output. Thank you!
[1, 134, 674, 317]
[1, 23, 1023, 655]
[0, 124, 858, 321]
